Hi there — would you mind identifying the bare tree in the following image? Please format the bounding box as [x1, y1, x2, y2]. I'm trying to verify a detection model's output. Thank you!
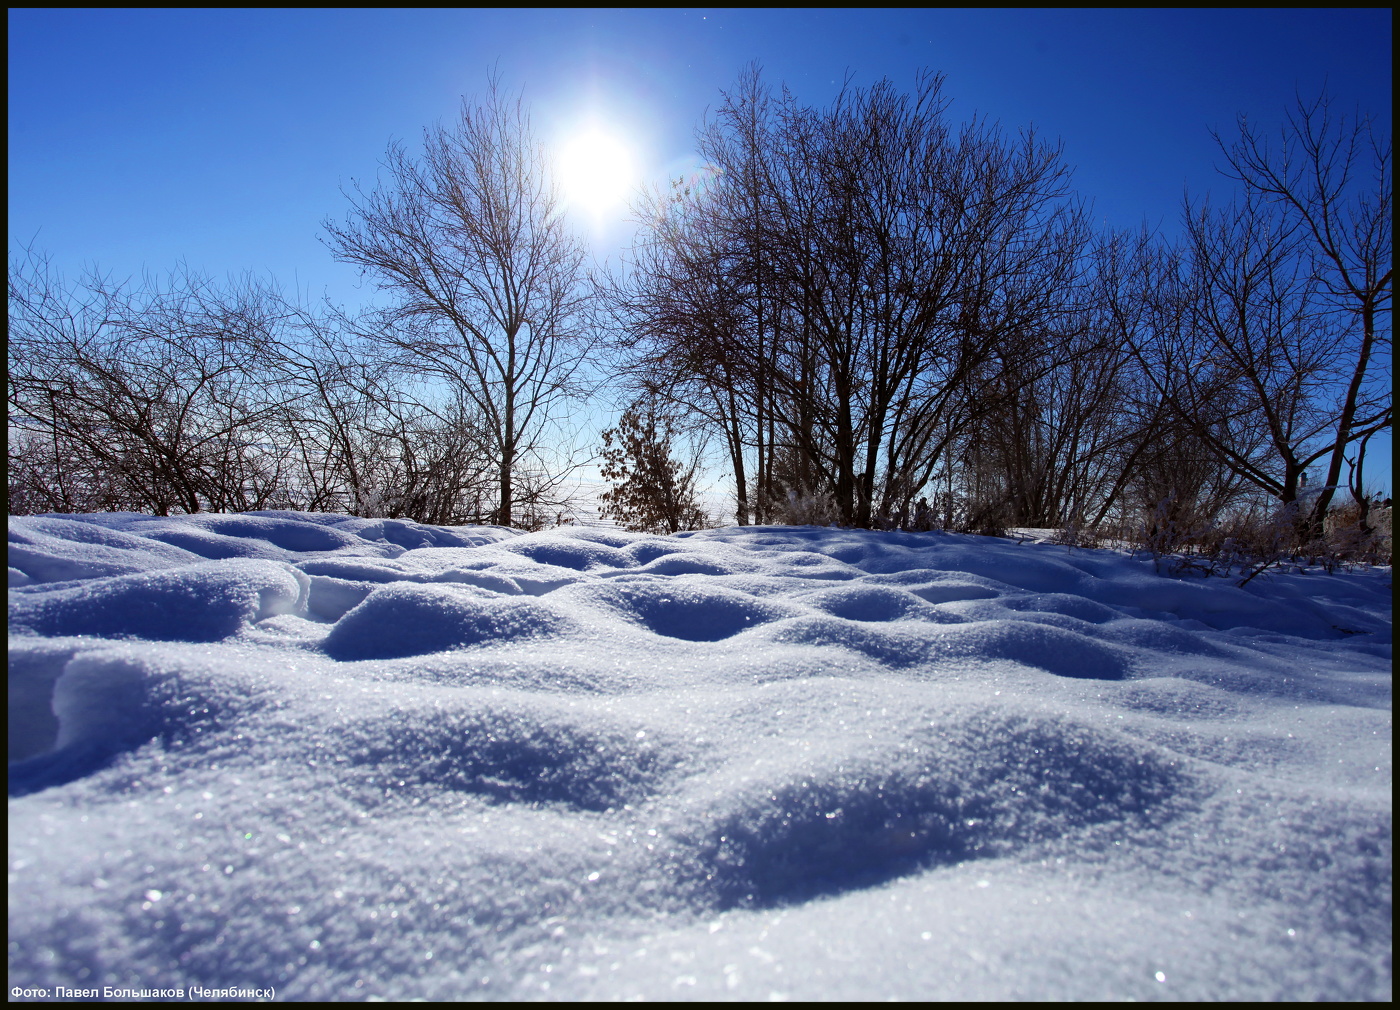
[1135, 94, 1391, 539]
[619, 68, 1088, 529]
[323, 79, 592, 528]
[8, 249, 299, 515]
[1218, 94, 1391, 534]
[267, 318, 500, 523]
[618, 172, 768, 526]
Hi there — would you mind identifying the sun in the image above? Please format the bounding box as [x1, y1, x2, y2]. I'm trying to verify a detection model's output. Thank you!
[556, 126, 636, 221]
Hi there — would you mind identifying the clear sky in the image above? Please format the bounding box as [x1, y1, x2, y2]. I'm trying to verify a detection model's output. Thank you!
[8, 8, 1392, 490]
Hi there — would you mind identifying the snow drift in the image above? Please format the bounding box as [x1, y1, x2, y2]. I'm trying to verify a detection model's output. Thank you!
[8, 511, 1392, 1000]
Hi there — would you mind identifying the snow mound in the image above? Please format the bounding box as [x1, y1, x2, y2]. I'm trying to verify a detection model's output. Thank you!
[9, 559, 308, 641]
[795, 582, 958, 622]
[8, 515, 202, 581]
[670, 704, 1191, 910]
[323, 583, 576, 660]
[556, 579, 790, 641]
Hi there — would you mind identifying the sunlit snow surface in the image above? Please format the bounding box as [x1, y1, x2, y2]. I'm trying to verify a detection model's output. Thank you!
[8, 512, 1392, 1000]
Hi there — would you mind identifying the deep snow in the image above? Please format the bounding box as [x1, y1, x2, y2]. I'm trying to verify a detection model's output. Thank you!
[8, 511, 1392, 1000]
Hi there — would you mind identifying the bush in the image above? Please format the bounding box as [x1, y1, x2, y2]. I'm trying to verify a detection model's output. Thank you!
[598, 398, 709, 534]
[1056, 495, 1391, 585]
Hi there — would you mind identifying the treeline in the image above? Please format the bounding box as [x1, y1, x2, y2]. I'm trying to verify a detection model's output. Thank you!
[8, 70, 1392, 551]
[614, 71, 1390, 546]
[6, 260, 569, 526]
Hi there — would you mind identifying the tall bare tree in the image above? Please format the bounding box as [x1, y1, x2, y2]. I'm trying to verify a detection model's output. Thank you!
[620, 68, 1088, 529]
[1215, 93, 1391, 533]
[323, 79, 591, 527]
[1133, 94, 1391, 538]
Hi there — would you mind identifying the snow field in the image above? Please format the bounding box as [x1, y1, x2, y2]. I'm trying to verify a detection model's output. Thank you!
[8, 511, 1392, 999]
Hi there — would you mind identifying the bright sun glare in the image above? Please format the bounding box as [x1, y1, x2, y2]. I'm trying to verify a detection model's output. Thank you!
[556, 127, 636, 221]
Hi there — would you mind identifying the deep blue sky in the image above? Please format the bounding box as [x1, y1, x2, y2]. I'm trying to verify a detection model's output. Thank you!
[9, 8, 1392, 488]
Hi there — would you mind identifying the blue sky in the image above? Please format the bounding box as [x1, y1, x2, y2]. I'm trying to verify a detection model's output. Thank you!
[8, 8, 1392, 490]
